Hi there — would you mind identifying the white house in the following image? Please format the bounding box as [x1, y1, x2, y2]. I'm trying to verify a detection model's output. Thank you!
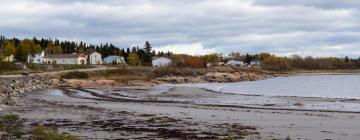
[226, 60, 243, 66]
[88, 51, 102, 65]
[152, 57, 172, 67]
[103, 55, 125, 64]
[44, 53, 87, 65]
[250, 60, 261, 66]
[3, 54, 14, 62]
[27, 51, 45, 64]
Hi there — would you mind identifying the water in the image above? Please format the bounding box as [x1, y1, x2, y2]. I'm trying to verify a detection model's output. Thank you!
[171, 75, 360, 99]
[43, 75, 360, 112]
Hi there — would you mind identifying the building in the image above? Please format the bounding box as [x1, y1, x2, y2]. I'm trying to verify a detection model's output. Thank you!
[226, 60, 243, 66]
[44, 53, 87, 65]
[88, 51, 103, 65]
[152, 57, 172, 67]
[250, 60, 261, 66]
[27, 51, 45, 64]
[3, 54, 14, 62]
[103, 55, 125, 64]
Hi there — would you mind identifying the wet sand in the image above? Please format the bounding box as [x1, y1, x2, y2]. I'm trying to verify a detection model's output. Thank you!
[1, 87, 360, 140]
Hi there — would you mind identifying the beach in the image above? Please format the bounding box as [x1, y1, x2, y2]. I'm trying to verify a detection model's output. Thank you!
[2, 85, 360, 140]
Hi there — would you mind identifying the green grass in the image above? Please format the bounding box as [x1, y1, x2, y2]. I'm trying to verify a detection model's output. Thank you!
[31, 125, 79, 140]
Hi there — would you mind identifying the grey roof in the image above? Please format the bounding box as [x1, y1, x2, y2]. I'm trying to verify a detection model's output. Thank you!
[45, 54, 84, 59]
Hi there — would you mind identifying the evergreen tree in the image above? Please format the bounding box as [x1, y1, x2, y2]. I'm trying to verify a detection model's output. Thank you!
[143, 41, 153, 66]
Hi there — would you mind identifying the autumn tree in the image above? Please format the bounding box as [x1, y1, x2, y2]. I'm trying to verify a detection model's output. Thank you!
[46, 43, 63, 54]
[203, 53, 221, 62]
[262, 56, 290, 71]
[127, 53, 141, 66]
[4, 41, 16, 57]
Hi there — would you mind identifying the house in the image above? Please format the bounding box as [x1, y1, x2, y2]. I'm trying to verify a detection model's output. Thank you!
[27, 51, 45, 64]
[152, 57, 172, 67]
[226, 60, 243, 66]
[88, 51, 103, 65]
[250, 60, 261, 66]
[103, 55, 125, 64]
[3, 54, 14, 62]
[44, 53, 87, 65]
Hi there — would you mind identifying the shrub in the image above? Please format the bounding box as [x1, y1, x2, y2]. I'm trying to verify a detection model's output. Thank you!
[61, 71, 89, 79]
[31, 125, 79, 140]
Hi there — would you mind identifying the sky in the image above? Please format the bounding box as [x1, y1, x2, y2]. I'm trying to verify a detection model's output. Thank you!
[1, 0, 360, 57]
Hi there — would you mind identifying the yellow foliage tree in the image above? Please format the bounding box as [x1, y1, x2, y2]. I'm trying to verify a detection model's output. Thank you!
[4, 41, 16, 57]
[127, 53, 141, 66]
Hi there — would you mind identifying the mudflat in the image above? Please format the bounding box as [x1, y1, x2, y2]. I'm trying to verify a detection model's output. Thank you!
[1, 87, 360, 140]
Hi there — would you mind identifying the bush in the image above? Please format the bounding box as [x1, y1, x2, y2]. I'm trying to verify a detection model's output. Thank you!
[61, 71, 89, 79]
[31, 125, 79, 140]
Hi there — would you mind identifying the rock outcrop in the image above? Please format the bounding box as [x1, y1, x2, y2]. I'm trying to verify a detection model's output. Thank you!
[156, 72, 273, 84]
[0, 76, 60, 105]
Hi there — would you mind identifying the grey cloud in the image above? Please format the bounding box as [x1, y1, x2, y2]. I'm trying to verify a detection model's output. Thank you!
[0, 0, 359, 57]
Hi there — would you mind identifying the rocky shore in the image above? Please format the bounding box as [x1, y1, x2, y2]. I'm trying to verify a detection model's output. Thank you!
[0, 77, 60, 105]
[60, 72, 274, 88]
[0, 71, 273, 105]
[156, 72, 274, 84]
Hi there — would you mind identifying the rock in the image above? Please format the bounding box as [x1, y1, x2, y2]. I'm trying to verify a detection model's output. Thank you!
[156, 72, 272, 84]
[294, 102, 304, 107]
[0, 76, 60, 105]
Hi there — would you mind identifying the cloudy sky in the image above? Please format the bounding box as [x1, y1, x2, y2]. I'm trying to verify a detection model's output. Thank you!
[1, 0, 360, 57]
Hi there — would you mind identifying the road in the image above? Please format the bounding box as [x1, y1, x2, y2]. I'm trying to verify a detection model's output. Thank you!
[0, 65, 117, 78]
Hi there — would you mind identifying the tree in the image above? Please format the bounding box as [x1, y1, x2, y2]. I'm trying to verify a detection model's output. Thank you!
[345, 56, 350, 63]
[4, 41, 16, 57]
[46, 43, 63, 54]
[258, 53, 271, 61]
[17, 40, 32, 61]
[127, 53, 141, 66]
[244, 54, 252, 63]
[228, 52, 242, 60]
[262, 56, 290, 71]
[203, 53, 221, 62]
[143, 41, 153, 66]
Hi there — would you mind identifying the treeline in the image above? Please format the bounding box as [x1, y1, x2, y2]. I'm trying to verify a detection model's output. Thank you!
[220, 52, 360, 70]
[168, 52, 360, 71]
[0, 35, 171, 66]
[257, 53, 360, 71]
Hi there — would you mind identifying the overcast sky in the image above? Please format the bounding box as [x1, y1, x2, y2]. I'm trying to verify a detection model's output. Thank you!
[1, 0, 360, 57]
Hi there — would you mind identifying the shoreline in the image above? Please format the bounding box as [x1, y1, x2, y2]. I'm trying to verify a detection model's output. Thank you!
[2, 87, 360, 139]
[1, 71, 360, 139]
